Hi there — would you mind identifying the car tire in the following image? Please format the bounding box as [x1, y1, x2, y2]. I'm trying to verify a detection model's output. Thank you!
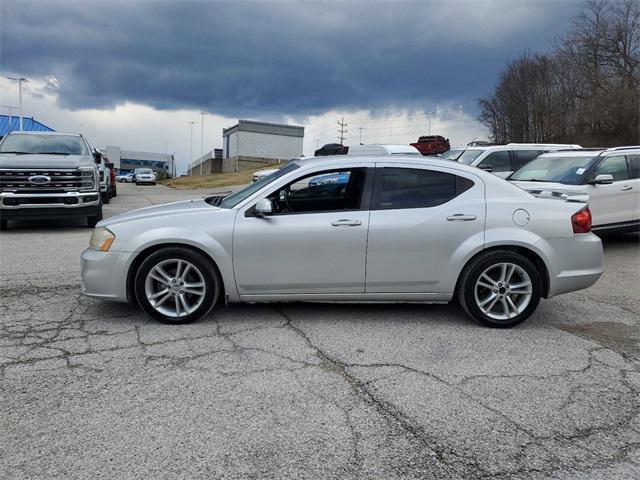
[101, 191, 110, 204]
[87, 205, 103, 228]
[0, 219, 7, 231]
[134, 246, 221, 324]
[136, 182, 140, 186]
[457, 250, 542, 328]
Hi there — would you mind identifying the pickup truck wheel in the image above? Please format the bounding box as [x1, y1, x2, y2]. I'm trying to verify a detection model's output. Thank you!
[87, 205, 103, 228]
[134, 247, 220, 324]
[0, 219, 7, 231]
[101, 191, 110, 204]
[458, 251, 541, 328]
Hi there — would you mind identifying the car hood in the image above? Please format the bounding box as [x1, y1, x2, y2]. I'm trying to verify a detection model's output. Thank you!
[100, 198, 221, 227]
[0, 153, 94, 169]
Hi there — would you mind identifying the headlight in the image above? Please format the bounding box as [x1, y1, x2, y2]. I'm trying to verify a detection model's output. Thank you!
[89, 227, 115, 251]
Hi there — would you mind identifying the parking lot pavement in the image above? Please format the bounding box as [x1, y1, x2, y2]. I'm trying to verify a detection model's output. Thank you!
[1, 183, 639, 479]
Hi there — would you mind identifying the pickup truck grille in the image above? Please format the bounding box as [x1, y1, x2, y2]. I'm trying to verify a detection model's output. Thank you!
[0, 169, 94, 193]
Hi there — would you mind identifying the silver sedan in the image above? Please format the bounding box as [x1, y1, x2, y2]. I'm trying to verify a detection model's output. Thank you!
[81, 155, 603, 328]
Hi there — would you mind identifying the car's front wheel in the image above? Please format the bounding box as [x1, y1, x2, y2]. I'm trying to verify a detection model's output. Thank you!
[458, 251, 542, 328]
[134, 247, 221, 324]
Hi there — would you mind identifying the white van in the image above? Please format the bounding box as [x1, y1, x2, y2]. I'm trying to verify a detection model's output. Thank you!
[457, 143, 581, 178]
[347, 144, 421, 156]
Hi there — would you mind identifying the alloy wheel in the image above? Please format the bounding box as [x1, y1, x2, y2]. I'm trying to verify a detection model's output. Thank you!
[144, 258, 206, 318]
[473, 262, 532, 321]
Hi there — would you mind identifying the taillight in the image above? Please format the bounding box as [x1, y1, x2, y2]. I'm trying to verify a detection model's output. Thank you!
[571, 207, 592, 234]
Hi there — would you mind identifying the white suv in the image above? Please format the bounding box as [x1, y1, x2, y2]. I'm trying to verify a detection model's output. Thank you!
[509, 147, 640, 234]
[458, 143, 581, 178]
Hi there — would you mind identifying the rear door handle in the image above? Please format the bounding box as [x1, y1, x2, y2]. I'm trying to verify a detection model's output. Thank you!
[331, 219, 362, 227]
[446, 214, 477, 221]
[621, 185, 632, 191]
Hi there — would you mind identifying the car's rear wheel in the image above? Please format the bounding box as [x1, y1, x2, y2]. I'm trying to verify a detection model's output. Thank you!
[458, 251, 542, 328]
[134, 247, 220, 324]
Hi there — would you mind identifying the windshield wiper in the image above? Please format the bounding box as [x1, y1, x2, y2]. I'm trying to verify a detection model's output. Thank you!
[205, 195, 225, 206]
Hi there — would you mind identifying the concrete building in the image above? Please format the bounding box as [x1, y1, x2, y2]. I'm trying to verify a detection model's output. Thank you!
[221, 120, 304, 173]
[187, 148, 223, 176]
[103, 146, 175, 178]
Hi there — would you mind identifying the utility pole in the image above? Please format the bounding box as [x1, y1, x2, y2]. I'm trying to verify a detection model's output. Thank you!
[358, 126, 365, 144]
[337, 117, 347, 145]
[6, 77, 28, 131]
[187, 121, 195, 175]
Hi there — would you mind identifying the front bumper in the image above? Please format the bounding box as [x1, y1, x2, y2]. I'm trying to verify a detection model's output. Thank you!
[80, 248, 134, 302]
[0, 191, 101, 220]
[542, 233, 603, 297]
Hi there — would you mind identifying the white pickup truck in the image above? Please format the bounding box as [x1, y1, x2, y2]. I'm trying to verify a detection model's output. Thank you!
[0, 131, 104, 230]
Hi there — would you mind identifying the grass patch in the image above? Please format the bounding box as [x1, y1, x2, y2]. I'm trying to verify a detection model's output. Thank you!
[161, 168, 275, 190]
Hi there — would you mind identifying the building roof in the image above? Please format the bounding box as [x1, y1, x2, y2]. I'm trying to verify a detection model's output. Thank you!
[223, 119, 304, 138]
[0, 115, 54, 136]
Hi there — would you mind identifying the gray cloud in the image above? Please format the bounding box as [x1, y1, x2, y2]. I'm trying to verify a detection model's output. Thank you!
[0, 0, 579, 118]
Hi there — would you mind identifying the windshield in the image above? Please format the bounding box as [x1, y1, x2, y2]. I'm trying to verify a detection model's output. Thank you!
[509, 155, 596, 184]
[220, 162, 299, 208]
[457, 149, 485, 165]
[440, 149, 463, 160]
[135, 169, 153, 174]
[0, 134, 89, 155]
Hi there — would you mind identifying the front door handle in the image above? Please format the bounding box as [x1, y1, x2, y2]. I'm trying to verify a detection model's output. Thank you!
[621, 185, 633, 191]
[446, 214, 477, 222]
[331, 219, 362, 227]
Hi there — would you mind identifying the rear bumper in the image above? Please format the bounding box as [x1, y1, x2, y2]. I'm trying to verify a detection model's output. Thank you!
[542, 233, 603, 297]
[80, 248, 133, 302]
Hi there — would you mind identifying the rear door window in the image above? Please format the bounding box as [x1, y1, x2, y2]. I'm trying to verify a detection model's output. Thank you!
[373, 167, 473, 210]
[626, 155, 639, 179]
[478, 151, 510, 172]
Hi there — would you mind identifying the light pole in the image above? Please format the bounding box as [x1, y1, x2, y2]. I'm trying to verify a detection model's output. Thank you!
[198, 112, 205, 176]
[425, 110, 437, 135]
[6, 77, 28, 131]
[187, 121, 195, 175]
[358, 127, 365, 144]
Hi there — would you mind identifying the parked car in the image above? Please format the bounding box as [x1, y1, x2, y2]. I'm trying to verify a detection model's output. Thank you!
[116, 172, 134, 183]
[314, 143, 348, 156]
[104, 159, 117, 198]
[0, 131, 103, 230]
[96, 153, 111, 204]
[458, 143, 582, 178]
[81, 155, 602, 328]
[508, 146, 640, 234]
[133, 168, 156, 185]
[438, 147, 466, 161]
[410, 135, 450, 156]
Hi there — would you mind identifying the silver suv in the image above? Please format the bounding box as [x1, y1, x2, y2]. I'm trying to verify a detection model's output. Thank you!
[0, 131, 103, 230]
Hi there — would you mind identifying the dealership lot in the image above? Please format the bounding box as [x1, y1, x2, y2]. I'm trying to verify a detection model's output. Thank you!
[1, 183, 639, 479]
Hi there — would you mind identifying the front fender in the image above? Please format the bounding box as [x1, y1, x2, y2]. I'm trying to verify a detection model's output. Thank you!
[118, 226, 238, 302]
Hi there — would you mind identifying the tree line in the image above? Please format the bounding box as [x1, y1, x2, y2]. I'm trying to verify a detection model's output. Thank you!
[479, 0, 639, 146]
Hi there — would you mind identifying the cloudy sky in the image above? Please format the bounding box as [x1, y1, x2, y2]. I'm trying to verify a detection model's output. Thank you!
[0, 0, 579, 173]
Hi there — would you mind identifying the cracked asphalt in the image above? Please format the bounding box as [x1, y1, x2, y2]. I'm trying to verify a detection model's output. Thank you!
[1, 183, 639, 479]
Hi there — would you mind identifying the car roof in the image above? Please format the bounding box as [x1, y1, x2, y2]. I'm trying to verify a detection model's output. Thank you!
[6, 131, 81, 137]
[347, 144, 420, 154]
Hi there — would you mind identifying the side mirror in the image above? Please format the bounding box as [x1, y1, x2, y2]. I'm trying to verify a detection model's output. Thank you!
[254, 198, 273, 217]
[592, 174, 613, 185]
[478, 164, 493, 172]
[93, 150, 102, 164]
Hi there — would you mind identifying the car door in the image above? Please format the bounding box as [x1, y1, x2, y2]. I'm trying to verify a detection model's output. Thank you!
[365, 163, 485, 293]
[624, 155, 640, 222]
[233, 166, 372, 295]
[586, 154, 635, 226]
